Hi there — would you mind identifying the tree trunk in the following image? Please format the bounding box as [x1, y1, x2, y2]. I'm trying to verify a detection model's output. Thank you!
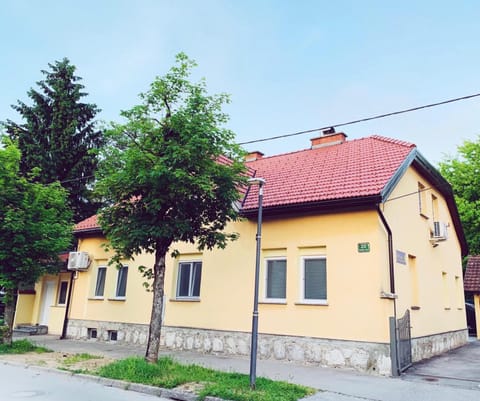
[1, 289, 17, 345]
[145, 247, 167, 363]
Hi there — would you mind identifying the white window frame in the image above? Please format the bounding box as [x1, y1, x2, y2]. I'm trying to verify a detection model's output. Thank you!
[114, 265, 128, 299]
[176, 260, 202, 300]
[94, 266, 107, 298]
[263, 258, 287, 303]
[300, 256, 327, 305]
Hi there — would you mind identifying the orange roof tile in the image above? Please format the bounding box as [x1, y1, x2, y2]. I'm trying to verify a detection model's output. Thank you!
[75, 214, 100, 232]
[72, 135, 428, 233]
[242, 135, 415, 211]
[465, 256, 480, 293]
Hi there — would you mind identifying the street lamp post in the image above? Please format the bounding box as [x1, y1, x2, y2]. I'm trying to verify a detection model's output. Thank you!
[247, 177, 265, 390]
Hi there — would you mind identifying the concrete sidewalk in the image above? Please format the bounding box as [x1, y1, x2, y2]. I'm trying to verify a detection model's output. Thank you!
[21, 335, 480, 401]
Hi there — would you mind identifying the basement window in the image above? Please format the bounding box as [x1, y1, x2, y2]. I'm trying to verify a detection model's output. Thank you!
[87, 328, 97, 339]
[108, 330, 118, 341]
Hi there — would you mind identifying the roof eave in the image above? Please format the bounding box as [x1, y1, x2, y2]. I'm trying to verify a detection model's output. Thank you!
[74, 227, 103, 237]
[240, 194, 382, 219]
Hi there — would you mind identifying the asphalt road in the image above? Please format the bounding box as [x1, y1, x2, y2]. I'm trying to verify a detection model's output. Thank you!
[0, 363, 170, 401]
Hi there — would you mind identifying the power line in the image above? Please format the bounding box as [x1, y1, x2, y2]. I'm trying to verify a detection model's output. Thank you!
[238, 92, 480, 146]
[59, 175, 95, 184]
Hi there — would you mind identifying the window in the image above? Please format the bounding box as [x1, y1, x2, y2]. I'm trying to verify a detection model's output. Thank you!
[57, 281, 68, 305]
[95, 267, 107, 297]
[409, 255, 419, 308]
[115, 266, 128, 298]
[265, 259, 286, 300]
[418, 182, 427, 216]
[442, 271, 450, 309]
[302, 257, 327, 303]
[177, 261, 202, 298]
[431, 194, 439, 221]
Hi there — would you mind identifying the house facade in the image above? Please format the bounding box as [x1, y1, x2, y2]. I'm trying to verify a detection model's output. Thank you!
[464, 256, 480, 339]
[14, 132, 468, 375]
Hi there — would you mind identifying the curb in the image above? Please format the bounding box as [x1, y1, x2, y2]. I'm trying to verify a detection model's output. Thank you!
[0, 359, 232, 401]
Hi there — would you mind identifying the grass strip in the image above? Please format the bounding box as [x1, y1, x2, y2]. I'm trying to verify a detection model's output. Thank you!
[0, 339, 51, 354]
[97, 356, 314, 401]
[61, 352, 103, 366]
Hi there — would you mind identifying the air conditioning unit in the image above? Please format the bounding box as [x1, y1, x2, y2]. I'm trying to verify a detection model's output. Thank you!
[67, 251, 90, 271]
[432, 221, 448, 240]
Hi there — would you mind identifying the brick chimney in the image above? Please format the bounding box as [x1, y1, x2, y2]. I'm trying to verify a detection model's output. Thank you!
[311, 128, 347, 149]
[245, 151, 264, 162]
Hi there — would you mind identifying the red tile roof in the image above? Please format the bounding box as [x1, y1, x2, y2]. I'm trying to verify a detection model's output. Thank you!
[74, 135, 416, 232]
[75, 214, 99, 232]
[465, 256, 480, 293]
[242, 135, 415, 211]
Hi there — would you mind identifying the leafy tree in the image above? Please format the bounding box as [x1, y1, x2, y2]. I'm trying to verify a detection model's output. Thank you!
[95, 53, 246, 362]
[0, 139, 72, 344]
[3, 58, 103, 222]
[439, 137, 480, 255]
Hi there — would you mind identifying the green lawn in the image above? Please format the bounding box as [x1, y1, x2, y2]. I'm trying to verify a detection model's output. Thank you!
[97, 356, 315, 401]
[0, 339, 51, 354]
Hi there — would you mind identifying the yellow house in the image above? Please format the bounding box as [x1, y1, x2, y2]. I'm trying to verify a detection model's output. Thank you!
[15, 132, 468, 376]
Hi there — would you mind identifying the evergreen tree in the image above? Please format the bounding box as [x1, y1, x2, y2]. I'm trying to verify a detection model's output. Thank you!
[3, 58, 103, 222]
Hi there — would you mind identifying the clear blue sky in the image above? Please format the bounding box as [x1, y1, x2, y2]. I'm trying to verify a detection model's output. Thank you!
[1, 0, 479, 164]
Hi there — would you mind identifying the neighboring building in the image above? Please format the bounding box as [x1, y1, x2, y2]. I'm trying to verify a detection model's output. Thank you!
[464, 256, 480, 338]
[14, 131, 468, 375]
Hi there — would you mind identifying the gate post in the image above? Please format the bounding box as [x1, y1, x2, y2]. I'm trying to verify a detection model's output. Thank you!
[389, 316, 400, 377]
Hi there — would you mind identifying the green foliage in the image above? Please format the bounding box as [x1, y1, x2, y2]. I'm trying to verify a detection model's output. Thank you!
[0, 139, 72, 340]
[2, 58, 104, 222]
[97, 357, 314, 401]
[439, 137, 480, 254]
[96, 53, 246, 260]
[0, 339, 51, 354]
[61, 352, 103, 367]
[95, 53, 246, 361]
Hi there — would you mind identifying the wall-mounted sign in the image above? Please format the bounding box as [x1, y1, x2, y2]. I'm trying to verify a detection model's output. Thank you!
[358, 242, 370, 253]
[396, 250, 407, 265]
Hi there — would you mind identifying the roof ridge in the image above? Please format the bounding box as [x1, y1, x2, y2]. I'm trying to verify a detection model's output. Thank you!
[369, 134, 416, 148]
[245, 135, 415, 164]
[245, 147, 311, 163]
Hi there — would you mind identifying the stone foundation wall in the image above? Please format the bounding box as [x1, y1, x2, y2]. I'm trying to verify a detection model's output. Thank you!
[67, 319, 392, 375]
[411, 329, 468, 362]
[67, 319, 149, 345]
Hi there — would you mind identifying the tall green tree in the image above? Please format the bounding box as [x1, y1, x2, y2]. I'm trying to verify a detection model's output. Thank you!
[439, 137, 480, 255]
[95, 53, 246, 362]
[3, 58, 103, 222]
[0, 138, 72, 344]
